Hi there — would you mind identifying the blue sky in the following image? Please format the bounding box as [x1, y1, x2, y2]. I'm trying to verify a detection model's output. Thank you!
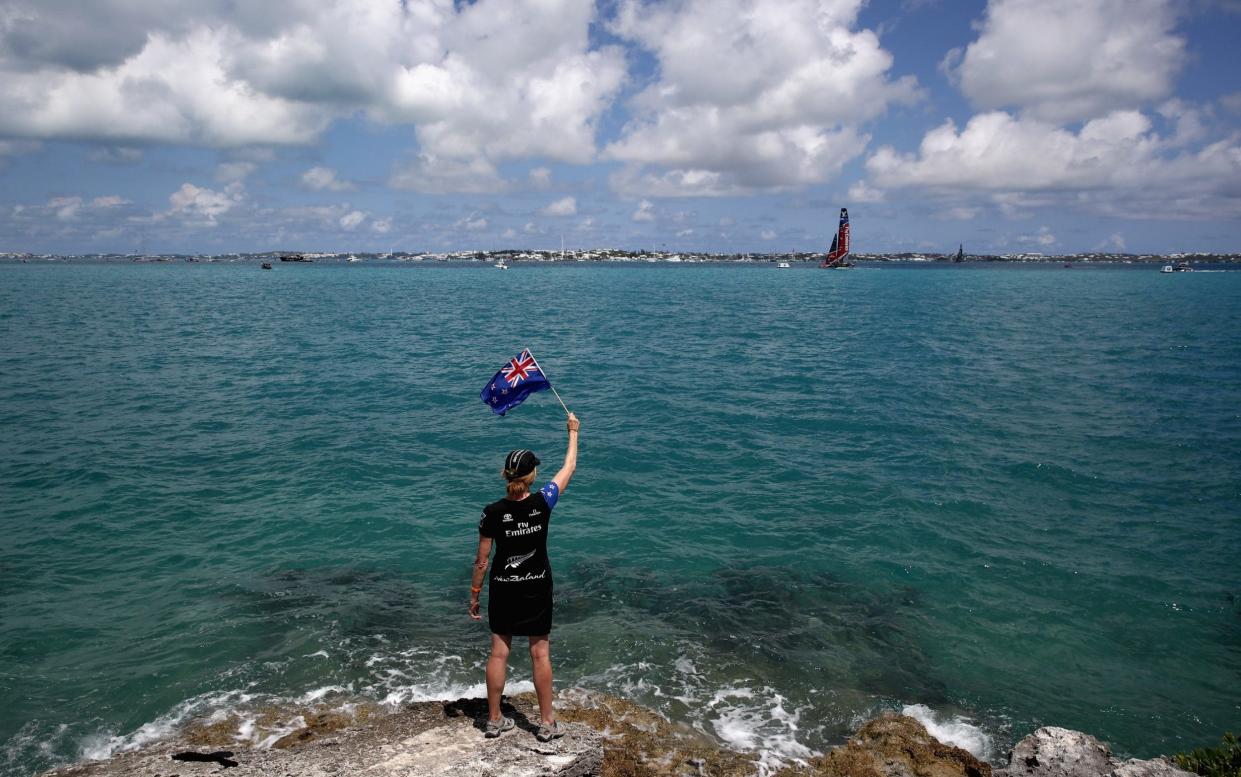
[0, 0, 1239, 255]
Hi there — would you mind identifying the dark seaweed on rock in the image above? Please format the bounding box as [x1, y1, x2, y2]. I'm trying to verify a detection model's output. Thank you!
[222, 567, 424, 637]
[709, 565, 947, 703]
[554, 561, 671, 625]
[559, 560, 947, 704]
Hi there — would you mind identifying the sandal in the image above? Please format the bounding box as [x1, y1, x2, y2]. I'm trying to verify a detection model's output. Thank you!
[485, 716, 515, 738]
[536, 720, 565, 742]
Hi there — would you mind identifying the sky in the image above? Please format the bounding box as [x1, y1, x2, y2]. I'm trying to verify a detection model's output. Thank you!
[1, 0, 1239, 256]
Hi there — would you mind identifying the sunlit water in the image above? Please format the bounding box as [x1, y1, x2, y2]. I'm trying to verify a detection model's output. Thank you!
[2, 262, 1238, 776]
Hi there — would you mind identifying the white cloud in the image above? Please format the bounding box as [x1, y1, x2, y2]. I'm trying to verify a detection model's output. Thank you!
[760, 229, 776, 240]
[523, 221, 541, 234]
[528, 167, 552, 189]
[47, 196, 82, 221]
[948, 0, 1186, 122]
[873, 109, 1231, 191]
[605, 0, 918, 195]
[631, 199, 655, 222]
[301, 166, 355, 191]
[542, 196, 577, 216]
[1157, 99, 1208, 147]
[1222, 92, 1241, 114]
[848, 181, 885, 203]
[0, 0, 627, 165]
[501, 227, 516, 239]
[937, 206, 979, 221]
[339, 210, 367, 230]
[15, 193, 130, 224]
[0, 27, 330, 145]
[390, 153, 506, 194]
[166, 181, 244, 225]
[371, 217, 392, 234]
[457, 213, 488, 231]
[1098, 232, 1126, 250]
[865, 109, 1241, 219]
[217, 161, 256, 183]
[1016, 225, 1056, 247]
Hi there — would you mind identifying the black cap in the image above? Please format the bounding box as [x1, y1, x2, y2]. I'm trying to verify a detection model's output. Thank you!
[504, 449, 540, 479]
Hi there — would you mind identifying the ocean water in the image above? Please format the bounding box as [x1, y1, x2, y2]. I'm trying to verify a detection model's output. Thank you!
[1, 262, 1239, 776]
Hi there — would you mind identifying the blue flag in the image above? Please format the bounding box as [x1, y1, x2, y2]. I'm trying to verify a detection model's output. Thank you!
[481, 349, 552, 416]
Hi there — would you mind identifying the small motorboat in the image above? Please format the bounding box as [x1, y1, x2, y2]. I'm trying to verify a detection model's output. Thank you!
[261, 262, 272, 270]
[494, 261, 509, 270]
[777, 261, 790, 268]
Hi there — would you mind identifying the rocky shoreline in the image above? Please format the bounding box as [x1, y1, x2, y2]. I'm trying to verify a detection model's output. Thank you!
[37, 689, 1196, 777]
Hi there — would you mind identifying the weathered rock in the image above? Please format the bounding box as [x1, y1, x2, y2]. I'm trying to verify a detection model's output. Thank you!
[35, 690, 1197, 777]
[553, 689, 758, 777]
[995, 727, 1196, 777]
[997, 727, 1115, 777]
[773, 713, 991, 777]
[41, 694, 601, 777]
[1109, 757, 1199, 777]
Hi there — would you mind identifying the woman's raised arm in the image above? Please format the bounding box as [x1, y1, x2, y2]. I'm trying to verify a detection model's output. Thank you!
[551, 413, 579, 494]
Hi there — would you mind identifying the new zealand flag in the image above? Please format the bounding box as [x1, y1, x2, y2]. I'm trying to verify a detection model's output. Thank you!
[480, 349, 552, 416]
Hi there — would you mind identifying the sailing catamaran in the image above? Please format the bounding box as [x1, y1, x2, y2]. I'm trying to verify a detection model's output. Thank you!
[820, 208, 853, 269]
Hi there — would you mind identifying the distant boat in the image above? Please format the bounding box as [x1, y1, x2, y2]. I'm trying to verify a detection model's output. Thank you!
[776, 260, 791, 268]
[954, 244, 965, 263]
[347, 255, 361, 263]
[1162, 262, 1193, 273]
[494, 261, 509, 270]
[820, 208, 853, 269]
[280, 254, 312, 263]
[260, 262, 273, 270]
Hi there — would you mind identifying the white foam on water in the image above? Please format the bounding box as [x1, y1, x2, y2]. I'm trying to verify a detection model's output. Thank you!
[704, 685, 814, 776]
[299, 684, 351, 703]
[901, 703, 994, 762]
[78, 688, 255, 761]
[359, 646, 534, 705]
[581, 652, 818, 777]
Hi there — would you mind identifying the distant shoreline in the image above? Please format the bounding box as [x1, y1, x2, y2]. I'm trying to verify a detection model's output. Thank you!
[4, 250, 1240, 265]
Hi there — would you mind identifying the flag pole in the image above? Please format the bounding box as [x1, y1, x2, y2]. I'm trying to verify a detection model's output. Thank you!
[526, 348, 570, 417]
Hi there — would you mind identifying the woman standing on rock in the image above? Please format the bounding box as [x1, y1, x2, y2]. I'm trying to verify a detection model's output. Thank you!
[469, 413, 580, 741]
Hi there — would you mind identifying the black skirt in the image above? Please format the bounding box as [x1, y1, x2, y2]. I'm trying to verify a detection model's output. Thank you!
[488, 587, 553, 636]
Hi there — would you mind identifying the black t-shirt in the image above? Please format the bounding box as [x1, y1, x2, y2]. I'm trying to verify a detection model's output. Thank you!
[478, 482, 560, 593]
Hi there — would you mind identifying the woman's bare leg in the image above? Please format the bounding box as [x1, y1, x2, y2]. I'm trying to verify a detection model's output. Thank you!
[528, 635, 554, 725]
[487, 633, 512, 721]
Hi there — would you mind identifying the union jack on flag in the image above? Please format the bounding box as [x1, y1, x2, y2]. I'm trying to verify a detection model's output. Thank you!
[481, 348, 553, 416]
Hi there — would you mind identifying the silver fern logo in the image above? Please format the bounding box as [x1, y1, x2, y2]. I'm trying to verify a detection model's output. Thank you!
[505, 550, 536, 569]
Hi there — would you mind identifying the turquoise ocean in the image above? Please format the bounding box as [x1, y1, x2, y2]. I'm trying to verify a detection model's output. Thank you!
[2, 262, 1239, 776]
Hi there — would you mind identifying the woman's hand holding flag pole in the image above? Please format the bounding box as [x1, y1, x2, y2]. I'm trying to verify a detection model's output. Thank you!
[480, 347, 570, 417]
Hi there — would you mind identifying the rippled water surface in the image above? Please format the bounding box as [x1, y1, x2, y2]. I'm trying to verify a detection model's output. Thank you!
[2, 262, 1239, 776]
